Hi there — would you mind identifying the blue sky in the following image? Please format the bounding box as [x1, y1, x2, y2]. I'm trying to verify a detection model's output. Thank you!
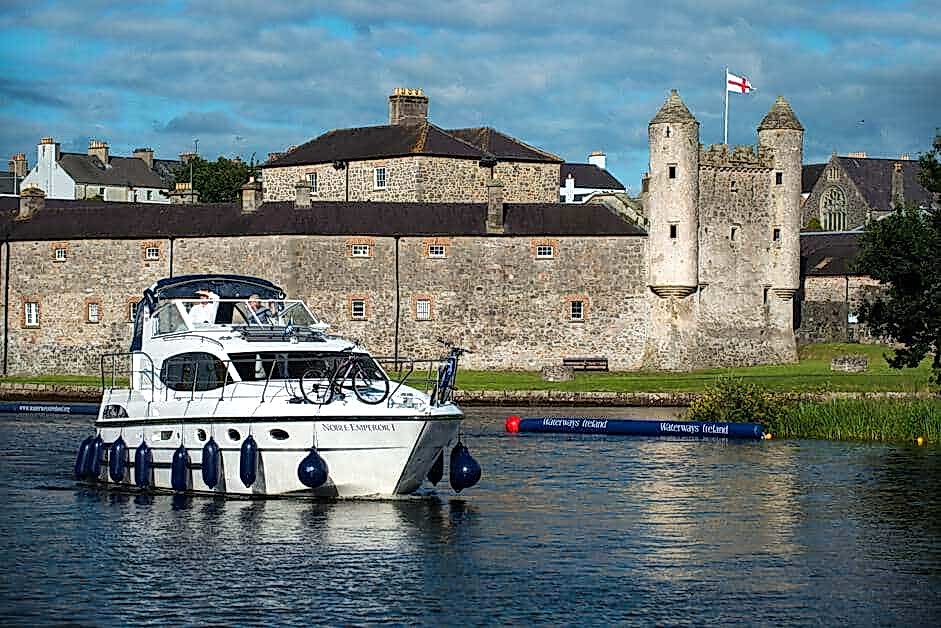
[1, 0, 939, 192]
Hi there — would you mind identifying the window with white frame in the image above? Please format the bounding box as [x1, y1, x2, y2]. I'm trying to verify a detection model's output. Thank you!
[535, 244, 555, 259]
[428, 244, 446, 258]
[416, 299, 431, 321]
[350, 299, 366, 320]
[351, 244, 370, 258]
[54, 247, 67, 262]
[87, 303, 100, 324]
[128, 301, 137, 322]
[145, 246, 160, 261]
[308, 172, 318, 194]
[24, 302, 39, 327]
[373, 167, 387, 189]
[569, 300, 584, 321]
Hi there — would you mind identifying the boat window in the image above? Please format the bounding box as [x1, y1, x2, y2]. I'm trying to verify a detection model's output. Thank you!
[280, 302, 317, 327]
[153, 303, 188, 335]
[228, 351, 381, 381]
[160, 352, 229, 391]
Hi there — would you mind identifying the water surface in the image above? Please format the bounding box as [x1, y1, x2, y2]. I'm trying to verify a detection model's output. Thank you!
[2, 407, 939, 626]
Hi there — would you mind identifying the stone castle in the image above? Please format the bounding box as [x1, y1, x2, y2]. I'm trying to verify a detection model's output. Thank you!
[0, 89, 804, 375]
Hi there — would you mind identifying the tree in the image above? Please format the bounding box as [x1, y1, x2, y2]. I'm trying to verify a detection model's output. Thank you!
[855, 134, 941, 385]
[168, 155, 252, 203]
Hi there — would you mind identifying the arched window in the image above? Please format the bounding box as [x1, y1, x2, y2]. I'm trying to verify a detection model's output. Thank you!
[820, 186, 846, 231]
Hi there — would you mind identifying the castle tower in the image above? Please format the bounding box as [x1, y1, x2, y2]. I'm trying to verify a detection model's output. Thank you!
[757, 96, 803, 303]
[647, 90, 700, 298]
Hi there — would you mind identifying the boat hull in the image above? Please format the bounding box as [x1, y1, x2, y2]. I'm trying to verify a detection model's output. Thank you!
[93, 416, 462, 498]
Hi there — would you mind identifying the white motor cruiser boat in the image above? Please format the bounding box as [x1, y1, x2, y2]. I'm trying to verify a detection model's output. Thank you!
[74, 275, 481, 498]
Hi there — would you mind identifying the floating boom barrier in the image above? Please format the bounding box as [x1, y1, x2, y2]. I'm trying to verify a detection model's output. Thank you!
[505, 416, 766, 440]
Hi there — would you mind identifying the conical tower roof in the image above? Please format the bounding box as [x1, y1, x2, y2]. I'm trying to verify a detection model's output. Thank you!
[758, 96, 803, 131]
[650, 89, 696, 125]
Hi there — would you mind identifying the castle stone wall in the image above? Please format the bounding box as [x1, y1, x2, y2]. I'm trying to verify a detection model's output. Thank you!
[263, 157, 559, 203]
[797, 275, 884, 344]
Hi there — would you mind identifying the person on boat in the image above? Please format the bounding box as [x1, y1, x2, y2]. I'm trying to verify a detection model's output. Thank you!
[246, 294, 272, 325]
[189, 289, 219, 324]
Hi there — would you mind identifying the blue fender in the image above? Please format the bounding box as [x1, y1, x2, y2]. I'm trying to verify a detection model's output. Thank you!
[240, 435, 258, 487]
[74, 435, 94, 480]
[449, 441, 481, 493]
[171, 445, 190, 492]
[84, 435, 105, 481]
[427, 449, 444, 485]
[134, 441, 153, 488]
[108, 436, 127, 483]
[202, 437, 221, 489]
[297, 448, 328, 488]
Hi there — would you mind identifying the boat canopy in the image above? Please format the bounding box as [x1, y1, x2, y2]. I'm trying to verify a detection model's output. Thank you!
[131, 274, 286, 351]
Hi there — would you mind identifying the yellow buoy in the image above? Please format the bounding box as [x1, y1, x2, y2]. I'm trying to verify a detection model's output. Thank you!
[916, 436, 925, 446]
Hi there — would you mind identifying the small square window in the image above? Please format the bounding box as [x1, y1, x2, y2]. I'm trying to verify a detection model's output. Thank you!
[351, 299, 367, 320]
[669, 224, 678, 239]
[775, 172, 783, 185]
[773, 228, 781, 241]
[54, 248, 67, 262]
[145, 246, 160, 261]
[535, 244, 555, 259]
[308, 172, 318, 194]
[570, 300, 584, 321]
[87, 303, 100, 324]
[24, 302, 39, 327]
[428, 244, 446, 258]
[374, 167, 387, 189]
[668, 165, 677, 179]
[351, 244, 370, 258]
[416, 299, 431, 321]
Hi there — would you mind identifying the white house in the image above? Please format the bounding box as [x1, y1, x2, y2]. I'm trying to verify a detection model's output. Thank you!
[559, 151, 625, 203]
[20, 138, 179, 203]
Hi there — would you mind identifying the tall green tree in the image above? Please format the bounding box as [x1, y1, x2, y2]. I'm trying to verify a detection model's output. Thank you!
[856, 135, 941, 384]
[169, 155, 252, 203]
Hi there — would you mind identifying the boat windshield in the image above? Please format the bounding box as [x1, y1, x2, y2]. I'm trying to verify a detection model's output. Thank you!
[150, 298, 320, 332]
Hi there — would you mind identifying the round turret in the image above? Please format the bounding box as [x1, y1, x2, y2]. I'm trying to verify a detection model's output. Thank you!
[647, 90, 700, 297]
[758, 96, 803, 298]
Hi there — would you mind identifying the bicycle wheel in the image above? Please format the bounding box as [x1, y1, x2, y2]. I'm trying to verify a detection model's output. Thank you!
[300, 368, 332, 404]
[351, 364, 390, 405]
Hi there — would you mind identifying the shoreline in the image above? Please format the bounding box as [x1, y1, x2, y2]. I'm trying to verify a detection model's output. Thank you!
[0, 382, 933, 407]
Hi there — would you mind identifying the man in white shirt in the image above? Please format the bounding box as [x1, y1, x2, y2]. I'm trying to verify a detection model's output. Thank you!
[188, 290, 219, 324]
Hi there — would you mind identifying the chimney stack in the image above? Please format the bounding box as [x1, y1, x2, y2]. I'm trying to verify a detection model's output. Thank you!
[39, 137, 60, 162]
[900, 152, 910, 160]
[169, 181, 199, 204]
[241, 176, 263, 213]
[486, 179, 505, 234]
[846, 151, 867, 159]
[8, 153, 28, 177]
[17, 186, 45, 220]
[133, 147, 154, 170]
[88, 139, 109, 166]
[388, 87, 429, 126]
[588, 150, 606, 170]
[294, 179, 311, 208]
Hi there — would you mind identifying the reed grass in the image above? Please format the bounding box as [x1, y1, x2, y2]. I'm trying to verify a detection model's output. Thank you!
[770, 399, 941, 443]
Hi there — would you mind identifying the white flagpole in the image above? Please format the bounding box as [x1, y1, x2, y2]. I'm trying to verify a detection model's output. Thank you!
[724, 66, 729, 145]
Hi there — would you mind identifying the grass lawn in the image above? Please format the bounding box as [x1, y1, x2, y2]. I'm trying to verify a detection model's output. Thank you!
[0, 343, 934, 394]
[453, 343, 936, 394]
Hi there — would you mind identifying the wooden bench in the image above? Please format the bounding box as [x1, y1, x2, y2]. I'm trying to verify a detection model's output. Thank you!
[562, 356, 609, 372]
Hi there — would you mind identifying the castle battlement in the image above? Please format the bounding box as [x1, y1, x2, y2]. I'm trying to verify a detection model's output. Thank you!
[699, 143, 775, 169]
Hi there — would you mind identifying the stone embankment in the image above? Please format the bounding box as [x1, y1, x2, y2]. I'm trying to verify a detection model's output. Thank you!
[0, 382, 933, 406]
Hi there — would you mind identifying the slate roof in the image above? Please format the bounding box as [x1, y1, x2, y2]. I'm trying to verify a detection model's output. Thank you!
[446, 127, 562, 163]
[0, 197, 646, 240]
[560, 163, 625, 190]
[837, 156, 934, 211]
[57, 153, 178, 188]
[800, 231, 862, 276]
[802, 163, 826, 194]
[264, 123, 561, 168]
